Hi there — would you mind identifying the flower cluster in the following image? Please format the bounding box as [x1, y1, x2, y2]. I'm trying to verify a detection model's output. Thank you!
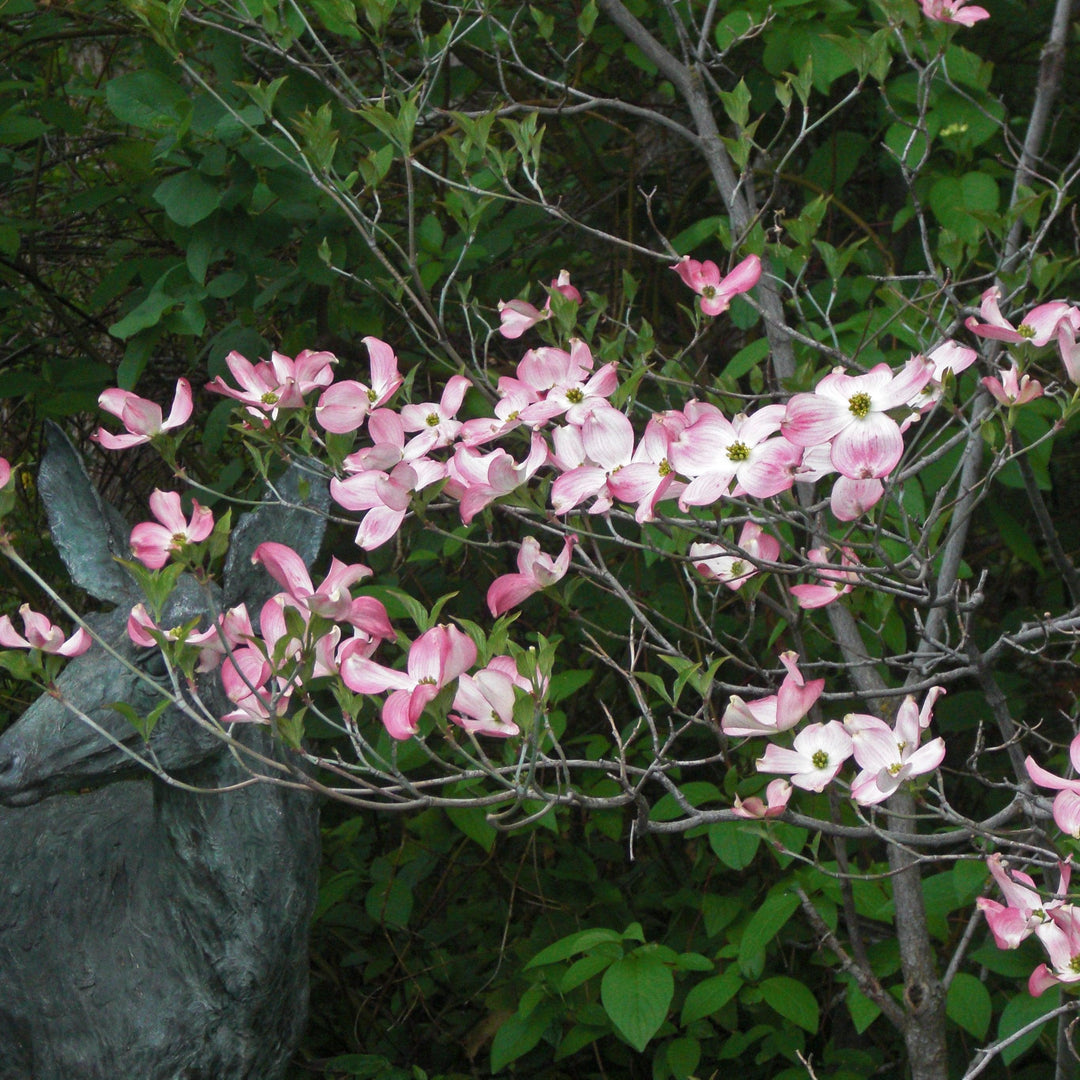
[978, 855, 1079, 997]
[721, 653, 945, 810]
[84, 269, 1080, 754]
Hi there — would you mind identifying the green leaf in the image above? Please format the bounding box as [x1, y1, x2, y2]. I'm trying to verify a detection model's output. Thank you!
[153, 172, 222, 227]
[651, 782, 722, 823]
[738, 890, 799, 979]
[947, 972, 991, 1039]
[709, 821, 762, 870]
[491, 1005, 552, 1071]
[547, 669, 591, 705]
[600, 948, 674, 1052]
[666, 1036, 701, 1080]
[560, 948, 620, 992]
[718, 79, 752, 129]
[109, 290, 176, 340]
[526, 928, 623, 969]
[999, 988, 1060, 1065]
[722, 338, 769, 380]
[445, 805, 496, 853]
[106, 70, 189, 134]
[760, 975, 820, 1033]
[845, 980, 881, 1033]
[577, 0, 598, 36]
[681, 967, 743, 1025]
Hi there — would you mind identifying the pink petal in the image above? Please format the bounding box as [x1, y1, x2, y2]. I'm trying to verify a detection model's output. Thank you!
[252, 542, 315, 600]
[830, 413, 904, 478]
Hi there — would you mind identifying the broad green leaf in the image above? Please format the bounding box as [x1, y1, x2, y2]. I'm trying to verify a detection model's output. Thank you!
[738, 890, 799, 979]
[722, 337, 769, 380]
[709, 821, 761, 870]
[560, 948, 620, 992]
[109, 290, 176, 339]
[600, 948, 674, 1051]
[525, 928, 623, 969]
[845, 979, 881, 1034]
[999, 988, 1060, 1065]
[651, 782, 723, 822]
[106, 70, 189, 133]
[947, 972, 991, 1039]
[760, 975, 819, 1033]
[681, 967, 743, 1025]
[491, 1006, 553, 1072]
[445, 805, 496, 853]
[153, 172, 222, 227]
[666, 1036, 701, 1080]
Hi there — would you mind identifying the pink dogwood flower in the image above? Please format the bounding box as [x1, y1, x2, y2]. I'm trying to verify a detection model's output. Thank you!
[450, 655, 530, 737]
[1025, 732, 1080, 837]
[918, 0, 989, 24]
[498, 270, 582, 339]
[605, 411, 688, 522]
[912, 341, 979, 410]
[446, 432, 548, 524]
[550, 407, 636, 516]
[721, 651, 824, 737]
[845, 688, 946, 805]
[340, 623, 478, 740]
[755, 720, 854, 792]
[782, 357, 932, 479]
[671, 253, 762, 317]
[977, 854, 1071, 950]
[1060, 321, 1080, 385]
[220, 645, 293, 723]
[330, 445, 445, 550]
[982, 363, 1043, 406]
[965, 288, 1076, 346]
[207, 348, 337, 419]
[95, 378, 193, 450]
[689, 521, 780, 591]
[790, 546, 859, 609]
[252, 542, 374, 623]
[671, 403, 800, 505]
[129, 490, 214, 570]
[127, 602, 254, 673]
[399, 374, 472, 457]
[315, 337, 403, 433]
[1029, 906, 1080, 997]
[733, 778, 792, 820]
[487, 535, 577, 617]
[0, 603, 91, 656]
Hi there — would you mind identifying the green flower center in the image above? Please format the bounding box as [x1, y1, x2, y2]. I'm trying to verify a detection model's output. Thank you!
[1069, 954, 1080, 974]
[727, 441, 750, 462]
[887, 762, 903, 776]
[658, 458, 672, 476]
[811, 749, 829, 770]
[566, 387, 584, 404]
[1017, 323, 1036, 339]
[702, 285, 716, 299]
[731, 560, 746, 576]
[418, 676, 437, 686]
[261, 391, 280, 405]
[426, 412, 440, 427]
[367, 387, 378, 403]
[848, 392, 872, 418]
[170, 532, 188, 547]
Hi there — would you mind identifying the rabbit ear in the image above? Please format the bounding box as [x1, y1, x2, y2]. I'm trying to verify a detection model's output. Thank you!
[37, 422, 138, 606]
[223, 457, 330, 611]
